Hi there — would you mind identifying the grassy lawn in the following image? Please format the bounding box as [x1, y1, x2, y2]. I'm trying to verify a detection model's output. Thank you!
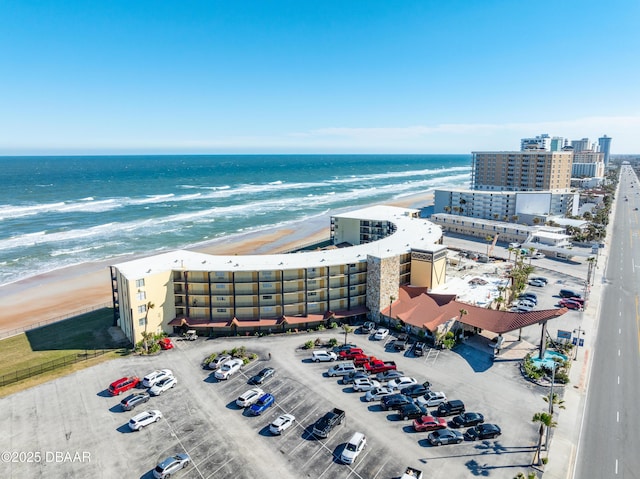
[0, 308, 131, 397]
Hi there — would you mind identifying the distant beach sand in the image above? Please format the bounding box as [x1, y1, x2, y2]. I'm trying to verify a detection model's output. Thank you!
[0, 193, 433, 336]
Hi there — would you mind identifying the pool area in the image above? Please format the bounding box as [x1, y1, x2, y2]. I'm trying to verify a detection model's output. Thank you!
[530, 350, 568, 370]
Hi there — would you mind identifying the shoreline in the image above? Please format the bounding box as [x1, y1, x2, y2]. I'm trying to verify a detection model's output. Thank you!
[0, 192, 434, 336]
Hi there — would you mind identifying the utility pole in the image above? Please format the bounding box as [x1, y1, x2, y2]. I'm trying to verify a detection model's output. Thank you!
[545, 365, 556, 449]
[573, 327, 585, 361]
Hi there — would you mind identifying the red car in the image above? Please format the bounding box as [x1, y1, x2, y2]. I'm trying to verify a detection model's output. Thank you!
[338, 348, 365, 360]
[158, 338, 174, 350]
[413, 415, 447, 432]
[559, 299, 582, 310]
[353, 354, 375, 366]
[108, 376, 140, 396]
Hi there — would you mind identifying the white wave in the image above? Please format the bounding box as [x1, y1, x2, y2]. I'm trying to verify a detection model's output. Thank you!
[327, 165, 471, 184]
[80, 197, 94, 201]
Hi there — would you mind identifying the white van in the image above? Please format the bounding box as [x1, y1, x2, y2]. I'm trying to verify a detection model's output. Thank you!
[340, 432, 366, 464]
[327, 361, 358, 377]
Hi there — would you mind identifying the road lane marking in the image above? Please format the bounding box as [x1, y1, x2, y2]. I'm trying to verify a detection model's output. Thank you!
[617, 411, 619, 422]
[618, 376, 620, 384]
[615, 459, 618, 474]
[618, 349, 621, 356]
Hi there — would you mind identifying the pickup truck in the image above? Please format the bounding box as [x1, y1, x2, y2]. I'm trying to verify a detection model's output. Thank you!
[338, 348, 365, 360]
[393, 334, 409, 351]
[401, 466, 423, 479]
[363, 360, 397, 374]
[312, 408, 345, 438]
[353, 354, 376, 366]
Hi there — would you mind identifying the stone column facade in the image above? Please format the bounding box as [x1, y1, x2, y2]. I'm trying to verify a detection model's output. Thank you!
[366, 254, 400, 322]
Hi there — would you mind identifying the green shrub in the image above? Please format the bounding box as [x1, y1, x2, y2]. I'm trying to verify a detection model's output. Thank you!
[328, 338, 338, 347]
[250, 353, 258, 360]
[242, 357, 251, 365]
[304, 340, 315, 350]
[329, 322, 338, 329]
[204, 352, 217, 365]
[317, 324, 325, 331]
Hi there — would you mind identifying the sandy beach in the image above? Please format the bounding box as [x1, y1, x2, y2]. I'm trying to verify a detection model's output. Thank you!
[0, 193, 433, 337]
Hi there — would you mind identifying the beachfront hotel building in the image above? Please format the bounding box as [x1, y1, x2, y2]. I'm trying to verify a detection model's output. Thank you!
[471, 151, 573, 192]
[109, 206, 447, 344]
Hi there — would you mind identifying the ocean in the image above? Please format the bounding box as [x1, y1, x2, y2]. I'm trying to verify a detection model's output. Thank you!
[0, 154, 471, 286]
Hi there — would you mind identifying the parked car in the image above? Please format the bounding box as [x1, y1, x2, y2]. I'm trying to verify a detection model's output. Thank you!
[236, 388, 265, 408]
[373, 328, 390, 340]
[340, 432, 366, 465]
[413, 342, 426, 356]
[399, 401, 429, 420]
[361, 321, 376, 333]
[120, 392, 150, 411]
[313, 408, 345, 438]
[428, 429, 464, 445]
[142, 369, 174, 388]
[559, 289, 582, 299]
[269, 414, 295, 435]
[353, 378, 381, 392]
[149, 376, 177, 396]
[312, 350, 338, 362]
[340, 371, 370, 385]
[519, 293, 538, 304]
[249, 393, 275, 416]
[528, 279, 546, 287]
[413, 415, 447, 432]
[215, 358, 243, 380]
[464, 423, 502, 440]
[416, 391, 447, 407]
[158, 338, 174, 350]
[108, 376, 140, 396]
[376, 370, 405, 382]
[327, 362, 358, 377]
[451, 412, 485, 428]
[388, 377, 418, 390]
[338, 348, 365, 360]
[531, 276, 548, 284]
[531, 252, 545, 259]
[364, 386, 395, 402]
[436, 400, 466, 416]
[207, 354, 232, 370]
[128, 409, 162, 431]
[400, 383, 431, 398]
[381, 394, 412, 411]
[332, 343, 358, 354]
[393, 333, 410, 351]
[508, 242, 521, 249]
[153, 453, 191, 479]
[249, 367, 276, 385]
[559, 298, 583, 310]
[516, 299, 536, 309]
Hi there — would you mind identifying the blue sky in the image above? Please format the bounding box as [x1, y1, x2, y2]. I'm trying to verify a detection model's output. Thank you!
[1, 0, 638, 154]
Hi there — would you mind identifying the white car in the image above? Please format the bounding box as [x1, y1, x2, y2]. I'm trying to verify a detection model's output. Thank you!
[236, 388, 265, 408]
[128, 409, 162, 431]
[388, 376, 418, 390]
[528, 279, 545, 287]
[269, 414, 295, 435]
[364, 386, 395, 402]
[149, 376, 177, 396]
[142, 369, 174, 388]
[207, 354, 232, 370]
[215, 358, 243, 380]
[340, 432, 366, 464]
[312, 350, 338, 362]
[416, 391, 447, 407]
[373, 328, 389, 340]
[352, 378, 381, 392]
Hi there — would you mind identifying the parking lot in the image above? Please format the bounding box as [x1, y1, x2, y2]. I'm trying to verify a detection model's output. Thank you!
[0, 312, 563, 479]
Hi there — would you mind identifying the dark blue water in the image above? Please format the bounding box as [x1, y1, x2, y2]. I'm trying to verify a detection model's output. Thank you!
[0, 154, 471, 285]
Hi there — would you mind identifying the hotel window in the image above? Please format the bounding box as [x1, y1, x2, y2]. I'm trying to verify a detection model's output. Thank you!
[217, 308, 227, 313]
[136, 291, 146, 301]
[138, 318, 145, 327]
[216, 296, 224, 301]
[263, 306, 273, 312]
[263, 283, 273, 288]
[135, 279, 145, 288]
[216, 284, 225, 289]
[308, 292, 317, 296]
[215, 272, 225, 277]
[137, 304, 147, 314]
[262, 295, 272, 300]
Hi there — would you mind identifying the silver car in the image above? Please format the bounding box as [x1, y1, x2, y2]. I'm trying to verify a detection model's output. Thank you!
[128, 410, 162, 431]
[153, 453, 191, 478]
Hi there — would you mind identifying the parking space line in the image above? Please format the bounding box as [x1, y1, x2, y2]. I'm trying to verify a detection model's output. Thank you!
[370, 457, 391, 479]
[204, 457, 234, 479]
[301, 443, 327, 468]
[161, 417, 206, 479]
[344, 449, 373, 479]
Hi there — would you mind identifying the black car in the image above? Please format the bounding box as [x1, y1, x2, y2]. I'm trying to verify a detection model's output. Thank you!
[451, 412, 485, 427]
[464, 423, 502, 440]
[399, 401, 429, 420]
[559, 289, 581, 299]
[381, 394, 412, 411]
[400, 383, 430, 398]
[340, 371, 370, 385]
[332, 343, 358, 354]
[436, 400, 466, 416]
[249, 367, 276, 385]
[518, 293, 538, 304]
[120, 392, 150, 411]
[413, 342, 426, 356]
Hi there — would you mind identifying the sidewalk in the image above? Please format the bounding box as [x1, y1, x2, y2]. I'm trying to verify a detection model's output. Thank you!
[542, 228, 610, 477]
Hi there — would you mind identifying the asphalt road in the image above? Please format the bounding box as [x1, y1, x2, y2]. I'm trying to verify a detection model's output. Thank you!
[574, 165, 640, 478]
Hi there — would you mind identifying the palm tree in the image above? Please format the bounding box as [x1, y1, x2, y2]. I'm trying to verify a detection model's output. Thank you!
[443, 205, 451, 214]
[457, 309, 468, 341]
[532, 412, 556, 461]
[143, 301, 155, 353]
[342, 324, 354, 346]
[543, 392, 566, 415]
[532, 217, 541, 225]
